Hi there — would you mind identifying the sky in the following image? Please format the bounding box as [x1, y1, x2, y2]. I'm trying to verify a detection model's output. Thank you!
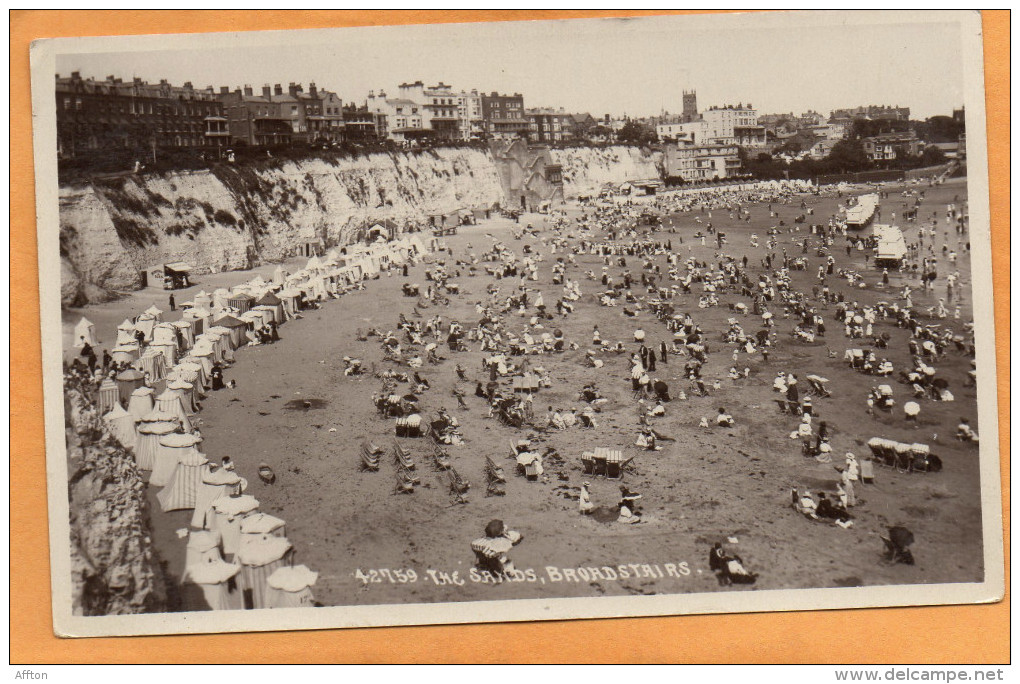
[54, 11, 968, 120]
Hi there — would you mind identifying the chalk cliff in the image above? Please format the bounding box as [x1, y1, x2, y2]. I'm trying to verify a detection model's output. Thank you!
[58, 148, 504, 305]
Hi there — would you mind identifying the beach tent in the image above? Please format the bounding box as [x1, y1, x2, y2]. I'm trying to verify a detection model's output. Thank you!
[226, 293, 254, 315]
[240, 309, 267, 330]
[144, 305, 164, 321]
[210, 494, 260, 557]
[116, 327, 138, 346]
[152, 323, 178, 347]
[103, 403, 136, 448]
[74, 317, 97, 348]
[240, 513, 286, 540]
[172, 362, 208, 393]
[151, 431, 204, 488]
[133, 315, 156, 342]
[149, 340, 177, 368]
[110, 344, 140, 366]
[193, 290, 213, 311]
[116, 369, 147, 404]
[97, 377, 120, 415]
[126, 386, 155, 424]
[134, 421, 178, 471]
[187, 347, 216, 378]
[167, 378, 199, 413]
[272, 265, 286, 286]
[183, 557, 242, 611]
[157, 447, 209, 512]
[237, 534, 293, 610]
[305, 256, 322, 272]
[277, 289, 302, 319]
[212, 288, 231, 310]
[191, 466, 244, 529]
[117, 318, 136, 333]
[212, 316, 248, 349]
[252, 305, 278, 326]
[266, 565, 318, 609]
[173, 319, 196, 350]
[138, 348, 168, 382]
[185, 529, 223, 568]
[155, 389, 193, 432]
[256, 291, 284, 319]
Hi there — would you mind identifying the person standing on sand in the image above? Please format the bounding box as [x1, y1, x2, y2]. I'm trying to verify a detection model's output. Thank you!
[169, 293, 176, 311]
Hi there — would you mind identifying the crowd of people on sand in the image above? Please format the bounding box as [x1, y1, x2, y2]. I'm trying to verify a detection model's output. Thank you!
[67, 175, 978, 595]
[338, 177, 978, 579]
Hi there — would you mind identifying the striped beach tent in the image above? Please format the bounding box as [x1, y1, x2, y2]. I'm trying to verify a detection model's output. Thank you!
[266, 565, 318, 609]
[210, 494, 260, 557]
[167, 378, 198, 413]
[191, 466, 244, 529]
[154, 389, 192, 432]
[157, 448, 209, 512]
[151, 432, 203, 488]
[237, 534, 293, 610]
[134, 421, 178, 471]
[97, 377, 120, 415]
[138, 348, 168, 382]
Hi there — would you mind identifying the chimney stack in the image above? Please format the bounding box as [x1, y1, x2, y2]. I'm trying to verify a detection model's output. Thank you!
[220, 86, 230, 95]
[274, 83, 283, 96]
[262, 85, 271, 98]
[309, 82, 318, 99]
[244, 85, 254, 97]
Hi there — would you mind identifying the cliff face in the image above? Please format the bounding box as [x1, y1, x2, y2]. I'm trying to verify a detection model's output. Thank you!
[59, 148, 504, 305]
[64, 375, 168, 615]
[552, 146, 663, 199]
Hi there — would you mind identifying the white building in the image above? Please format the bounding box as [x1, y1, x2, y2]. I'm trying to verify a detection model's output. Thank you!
[659, 104, 766, 148]
[663, 142, 742, 181]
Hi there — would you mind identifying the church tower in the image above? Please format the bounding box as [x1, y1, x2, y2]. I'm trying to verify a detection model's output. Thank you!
[682, 90, 698, 123]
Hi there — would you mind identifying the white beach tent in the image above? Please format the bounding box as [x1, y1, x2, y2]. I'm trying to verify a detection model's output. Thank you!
[156, 448, 209, 512]
[240, 513, 286, 540]
[152, 323, 178, 347]
[150, 431, 204, 488]
[273, 265, 286, 286]
[74, 317, 98, 348]
[210, 494, 260, 557]
[266, 565, 318, 609]
[191, 466, 244, 529]
[103, 403, 136, 448]
[110, 343, 141, 366]
[193, 290, 213, 311]
[185, 529, 223, 569]
[126, 386, 155, 423]
[183, 557, 242, 611]
[134, 315, 156, 342]
[143, 304, 164, 321]
[237, 534, 293, 610]
[173, 319, 195, 350]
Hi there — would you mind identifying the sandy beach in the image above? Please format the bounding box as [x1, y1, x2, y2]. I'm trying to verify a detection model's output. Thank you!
[67, 178, 982, 610]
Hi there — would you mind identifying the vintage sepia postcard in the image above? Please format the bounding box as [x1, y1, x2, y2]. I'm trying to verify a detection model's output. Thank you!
[29, 9, 1003, 638]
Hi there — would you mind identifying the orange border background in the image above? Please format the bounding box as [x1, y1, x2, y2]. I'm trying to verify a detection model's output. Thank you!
[10, 10, 1009, 664]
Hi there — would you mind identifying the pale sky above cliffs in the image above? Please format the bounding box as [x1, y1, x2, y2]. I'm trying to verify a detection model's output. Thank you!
[54, 11, 969, 120]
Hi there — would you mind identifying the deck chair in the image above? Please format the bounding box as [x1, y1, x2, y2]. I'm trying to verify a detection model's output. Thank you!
[485, 478, 507, 497]
[448, 467, 470, 494]
[485, 455, 506, 483]
[393, 442, 416, 470]
[397, 464, 420, 485]
[360, 444, 381, 471]
[394, 471, 414, 494]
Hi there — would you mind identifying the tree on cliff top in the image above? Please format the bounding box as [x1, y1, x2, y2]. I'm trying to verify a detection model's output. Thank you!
[616, 120, 657, 146]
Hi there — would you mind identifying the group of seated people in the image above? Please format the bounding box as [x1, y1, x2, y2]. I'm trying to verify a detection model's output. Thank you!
[792, 489, 853, 528]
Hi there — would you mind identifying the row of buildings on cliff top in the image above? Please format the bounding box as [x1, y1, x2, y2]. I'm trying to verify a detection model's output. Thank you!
[54, 72, 605, 158]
